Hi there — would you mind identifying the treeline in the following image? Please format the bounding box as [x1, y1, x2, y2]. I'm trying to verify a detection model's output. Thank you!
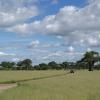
[0, 51, 100, 71]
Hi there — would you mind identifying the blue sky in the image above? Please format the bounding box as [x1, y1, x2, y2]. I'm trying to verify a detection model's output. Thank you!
[0, 0, 100, 65]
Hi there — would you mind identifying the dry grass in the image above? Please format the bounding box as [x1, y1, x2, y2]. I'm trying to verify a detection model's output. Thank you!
[0, 70, 100, 100]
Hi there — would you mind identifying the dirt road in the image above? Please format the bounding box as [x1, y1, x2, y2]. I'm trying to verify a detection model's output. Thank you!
[0, 84, 17, 91]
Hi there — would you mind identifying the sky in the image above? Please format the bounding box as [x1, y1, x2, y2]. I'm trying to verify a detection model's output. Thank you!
[0, 0, 100, 65]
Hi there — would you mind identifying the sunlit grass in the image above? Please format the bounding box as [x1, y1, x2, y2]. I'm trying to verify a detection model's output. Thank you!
[0, 70, 100, 100]
[0, 70, 65, 83]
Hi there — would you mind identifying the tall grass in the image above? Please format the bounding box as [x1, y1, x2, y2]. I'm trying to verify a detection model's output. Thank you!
[0, 70, 100, 100]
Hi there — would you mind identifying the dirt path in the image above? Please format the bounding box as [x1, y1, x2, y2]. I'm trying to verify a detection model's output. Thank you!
[0, 84, 17, 91]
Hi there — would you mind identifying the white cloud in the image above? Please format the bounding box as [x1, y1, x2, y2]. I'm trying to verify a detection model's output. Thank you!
[11, 58, 20, 62]
[28, 40, 40, 48]
[87, 38, 99, 46]
[42, 51, 63, 60]
[7, 0, 100, 48]
[0, 51, 15, 57]
[7, 24, 30, 35]
[41, 50, 84, 63]
[68, 46, 74, 52]
[0, 0, 39, 27]
[87, 48, 92, 52]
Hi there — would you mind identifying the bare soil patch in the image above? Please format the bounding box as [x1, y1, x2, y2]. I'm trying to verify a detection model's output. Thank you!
[0, 84, 17, 91]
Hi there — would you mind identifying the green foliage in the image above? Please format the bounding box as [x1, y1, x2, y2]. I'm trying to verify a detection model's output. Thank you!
[39, 63, 49, 70]
[60, 62, 69, 69]
[17, 59, 32, 70]
[48, 61, 62, 70]
[76, 62, 88, 69]
[0, 62, 15, 70]
[78, 51, 100, 71]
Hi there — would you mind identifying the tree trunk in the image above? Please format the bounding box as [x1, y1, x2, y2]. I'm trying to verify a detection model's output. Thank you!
[88, 66, 93, 71]
[88, 61, 94, 71]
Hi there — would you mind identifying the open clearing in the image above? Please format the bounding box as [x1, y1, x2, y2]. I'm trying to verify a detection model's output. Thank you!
[0, 70, 100, 100]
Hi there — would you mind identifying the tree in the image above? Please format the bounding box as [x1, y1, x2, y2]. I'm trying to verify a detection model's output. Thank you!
[17, 59, 32, 70]
[0, 61, 15, 70]
[79, 51, 100, 71]
[39, 63, 48, 70]
[34, 65, 40, 70]
[76, 62, 88, 69]
[61, 62, 69, 70]
[48, 61, 60, 69]
[17, 60, 24, 70]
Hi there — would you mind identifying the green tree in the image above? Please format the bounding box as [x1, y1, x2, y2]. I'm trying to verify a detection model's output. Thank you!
[0, 61, 15, 70]
[76, 62, 88, 69]
[79, 51, 100, 71]
[48, 61, 60, 69]
[61, 62, 69, 70]
[39, 63, 48, 70]
[34, 65, 40, 70]
[17, 59, 32, 70]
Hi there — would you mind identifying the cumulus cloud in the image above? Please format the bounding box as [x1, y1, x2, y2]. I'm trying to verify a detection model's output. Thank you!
[41, 50, 84, 63]
[0, 0, 39, 27]
[68, 46, 75, 52]
[11, 58, 20, 62]
[0, 51, 15, 57]
[87, 48, 92, 51]
[42, 51, 63, 60]
[28, 40, 40, 48]
[7, 0, 100, 48]
[0, 0, 100, 64]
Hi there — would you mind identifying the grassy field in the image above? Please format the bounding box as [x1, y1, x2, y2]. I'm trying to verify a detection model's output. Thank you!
[0, 70, 65, 83]
[0, 70, 100, 100]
